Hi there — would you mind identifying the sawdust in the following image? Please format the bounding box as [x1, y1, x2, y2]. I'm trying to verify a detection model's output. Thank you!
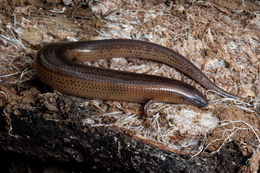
[0, 0, 259, 171]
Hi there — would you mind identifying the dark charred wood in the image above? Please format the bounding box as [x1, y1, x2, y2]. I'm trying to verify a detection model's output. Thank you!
[0, 107, 248, 172]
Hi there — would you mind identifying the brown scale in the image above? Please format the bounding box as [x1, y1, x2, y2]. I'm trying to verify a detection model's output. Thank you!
[34, 39, 239, 114]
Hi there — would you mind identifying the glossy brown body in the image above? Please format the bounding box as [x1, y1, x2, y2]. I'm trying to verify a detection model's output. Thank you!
[35, 39, 236, 108]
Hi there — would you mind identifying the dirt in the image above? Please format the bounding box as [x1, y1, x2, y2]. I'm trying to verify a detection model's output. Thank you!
[0, 0, 259, 172]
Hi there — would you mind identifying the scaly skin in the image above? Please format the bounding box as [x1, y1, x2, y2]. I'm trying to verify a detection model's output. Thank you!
[34, 39, 238, 109]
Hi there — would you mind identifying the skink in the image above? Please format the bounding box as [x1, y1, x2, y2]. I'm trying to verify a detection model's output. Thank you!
[35, 39, 237, 113]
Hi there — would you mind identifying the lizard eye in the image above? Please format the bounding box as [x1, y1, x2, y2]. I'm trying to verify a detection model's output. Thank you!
[193, 97, 208, 107]
[194, 98, 202, 106]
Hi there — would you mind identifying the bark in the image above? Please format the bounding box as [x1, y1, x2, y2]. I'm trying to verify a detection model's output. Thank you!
[0, 107, 247, 172]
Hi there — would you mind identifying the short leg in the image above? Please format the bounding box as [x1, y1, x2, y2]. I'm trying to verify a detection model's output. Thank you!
[71, 56, 84, 64]
[143, 99, 153, 116]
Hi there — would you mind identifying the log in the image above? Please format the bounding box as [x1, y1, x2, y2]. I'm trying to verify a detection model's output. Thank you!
[0, 0, 259, 172]
[0, 105, 247, 172]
